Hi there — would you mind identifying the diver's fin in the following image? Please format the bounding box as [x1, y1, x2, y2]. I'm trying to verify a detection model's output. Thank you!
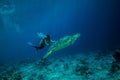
[27, 42, 34, 46]
[27, 42, 38, 50]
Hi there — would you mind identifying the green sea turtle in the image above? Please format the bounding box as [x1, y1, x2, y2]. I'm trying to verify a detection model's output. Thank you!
[43, 33, 80, 58]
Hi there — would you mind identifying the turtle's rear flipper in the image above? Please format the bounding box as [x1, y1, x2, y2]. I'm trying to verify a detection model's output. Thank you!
[43, 50, 53, 59]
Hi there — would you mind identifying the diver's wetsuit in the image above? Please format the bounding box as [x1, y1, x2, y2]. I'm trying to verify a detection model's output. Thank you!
[34, 35, 51, 50]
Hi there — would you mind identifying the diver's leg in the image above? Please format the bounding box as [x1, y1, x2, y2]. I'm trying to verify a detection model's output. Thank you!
[27, 42, 45, 50]
[35, 45, 45, 50]
[27, 42, 38, 49]
[27, 42, 39, 49]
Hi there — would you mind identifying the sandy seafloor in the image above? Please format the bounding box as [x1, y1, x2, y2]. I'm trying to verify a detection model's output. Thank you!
[0, 48, 120, 80]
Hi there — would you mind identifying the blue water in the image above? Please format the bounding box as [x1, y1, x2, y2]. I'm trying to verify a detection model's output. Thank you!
[0, 0, 120, 65]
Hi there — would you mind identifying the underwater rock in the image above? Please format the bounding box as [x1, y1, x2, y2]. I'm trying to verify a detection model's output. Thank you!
[11, 71, 22, 80]
[110, 49, 120, 74]
[26, 72, 37, 80]
[0, 64, 6, 72]
[0, 71, 7, 80]
[0, 66, 15, 78]
[0, 72, 9, 80]
[113, 49, 120, 63]
[36, 58, 51, 66]
[59, 59, 65, 62]
[0, 65, 21, 80]
[1, 48, 120, 80]
[0, 76, 8, 80]
[109, 63, 120, 79]
[27, 76, 34, 80]
[110, 62, 120, 74]
[37, 74, 47, 80]
[75, 64, 89, 76]
[34, 58, 52, 71]
[50, 77, 60, 80]
[63, 63, 69, 71]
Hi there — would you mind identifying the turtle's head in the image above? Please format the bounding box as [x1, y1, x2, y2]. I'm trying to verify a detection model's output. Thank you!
[73, 33, 80, 39]
[70, 33, 80, 44]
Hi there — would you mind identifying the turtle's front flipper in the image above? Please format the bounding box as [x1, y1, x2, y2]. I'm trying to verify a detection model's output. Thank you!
[43, 50, 53, 59]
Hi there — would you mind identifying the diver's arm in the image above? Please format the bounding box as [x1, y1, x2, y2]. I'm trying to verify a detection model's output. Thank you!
[45, 40, 49, 45]
[37, 32, 46, 39]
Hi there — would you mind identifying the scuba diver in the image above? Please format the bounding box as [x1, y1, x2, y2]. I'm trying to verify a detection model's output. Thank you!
[28, 33, 55, 51]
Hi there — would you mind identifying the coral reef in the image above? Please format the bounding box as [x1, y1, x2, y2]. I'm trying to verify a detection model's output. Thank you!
[109, 49, 120, 79]
[0, 48, 120, 80]
[11, 71, 22, 80]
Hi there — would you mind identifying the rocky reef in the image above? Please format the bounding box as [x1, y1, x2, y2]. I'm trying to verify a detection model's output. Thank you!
[0, 48, 120, 80]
